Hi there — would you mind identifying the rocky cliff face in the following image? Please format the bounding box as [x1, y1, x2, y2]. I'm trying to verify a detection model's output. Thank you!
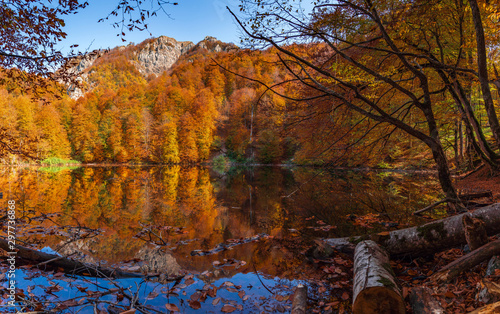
[66, 35, 238, 98]
[189, 36, 238, 54]
[133, 36, 194, 77]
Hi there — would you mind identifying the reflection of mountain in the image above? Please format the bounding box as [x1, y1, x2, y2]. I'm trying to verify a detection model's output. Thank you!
[57, 238, 100, 264]
[134, 246, 181, 276]
[0, 166, 441, 278]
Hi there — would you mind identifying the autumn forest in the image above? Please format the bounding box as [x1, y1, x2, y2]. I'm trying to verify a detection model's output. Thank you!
[0, 35, 455, 168]
[1, 38, 307, 165]
[3, 0, 500, 313]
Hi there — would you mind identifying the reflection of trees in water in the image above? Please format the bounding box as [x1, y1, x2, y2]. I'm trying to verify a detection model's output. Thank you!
[287, 169, 442, 236]
[0, 166, 441, 269]
[218, 168, 442, 238]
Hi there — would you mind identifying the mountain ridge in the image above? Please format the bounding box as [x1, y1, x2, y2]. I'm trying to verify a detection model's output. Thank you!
[67, 35, 238, 98]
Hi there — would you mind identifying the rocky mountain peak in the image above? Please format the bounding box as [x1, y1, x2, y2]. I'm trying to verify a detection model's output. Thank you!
[133, 36, 194, 77]
[65, 35, 238, 98]
[191, 36, 238, 54]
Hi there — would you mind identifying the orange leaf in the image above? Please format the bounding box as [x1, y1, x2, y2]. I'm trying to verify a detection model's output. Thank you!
[444, 291, 455, 298]
[341, 292, 349, 300]
[165, 304, 179, 312]
[221, 305, 236, 313]
[188, 300, 201, 309]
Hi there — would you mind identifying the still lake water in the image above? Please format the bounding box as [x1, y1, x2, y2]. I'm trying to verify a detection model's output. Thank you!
[0, 165, 442, 312]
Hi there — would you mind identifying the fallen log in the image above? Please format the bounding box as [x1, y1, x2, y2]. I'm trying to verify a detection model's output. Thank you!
[352, 240, 404, 314]
[468, 301, 500, 313]
[459, 191, 493, 201]
[291, 284, 307, 314]
[409, 287, 444, 314]
[324, 203, 500, 257]
[0, 238, 143, 278]
[431, 238, 500, 283]
[413, 198, 450, 216]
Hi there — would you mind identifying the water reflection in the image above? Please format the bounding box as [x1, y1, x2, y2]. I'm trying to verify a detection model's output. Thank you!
[0, 166, 441, 277]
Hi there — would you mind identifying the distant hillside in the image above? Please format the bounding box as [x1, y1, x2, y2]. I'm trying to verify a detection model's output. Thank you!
[0, 35, 425, 167]
[67, 36, 238, 98]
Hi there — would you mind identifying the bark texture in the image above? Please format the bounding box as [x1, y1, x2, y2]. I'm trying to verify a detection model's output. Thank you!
[352, 240, 404, 314]
[468, 0, 500, 148]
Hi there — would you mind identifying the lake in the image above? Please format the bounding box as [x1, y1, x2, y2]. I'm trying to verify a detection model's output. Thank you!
[0, 165, 443, 313]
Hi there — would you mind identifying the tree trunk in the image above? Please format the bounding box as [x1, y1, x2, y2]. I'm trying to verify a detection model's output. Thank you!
[452, 76, 499, 163]
[352, 240, 405, 314]
[409, 287, 445, 314]
[431, 238, 500, 283]
[324, 203, 500, 257]
[420, 103, 465, 211]
[428, 138, 465, 212]
[460, 119, 464, 163]
[455, 119, 460, 167]
[468, 0, 500, 149]
[438, 70, 498, 165]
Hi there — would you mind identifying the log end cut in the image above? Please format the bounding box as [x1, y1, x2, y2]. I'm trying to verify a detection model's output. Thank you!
[353, 241, 405, 314]
[352, 287, 405, 314]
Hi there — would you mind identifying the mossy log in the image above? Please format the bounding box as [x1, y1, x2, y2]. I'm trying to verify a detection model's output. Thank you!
[324, 203, 500, 257]
[352, 240, 405, 314]
[409, 287, 444, 314]
[431, 238, 500, 283]
[0, 238, 143, 278]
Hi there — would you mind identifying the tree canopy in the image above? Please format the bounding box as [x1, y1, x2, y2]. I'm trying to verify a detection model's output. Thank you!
[232, 0, 500, 208]
[0, 0, 178, 93]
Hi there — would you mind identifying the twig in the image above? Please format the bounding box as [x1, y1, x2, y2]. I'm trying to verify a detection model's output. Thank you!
[35, 252, 77, 268]
[252, 261, 274, 294]
[413, 198, 451, 215]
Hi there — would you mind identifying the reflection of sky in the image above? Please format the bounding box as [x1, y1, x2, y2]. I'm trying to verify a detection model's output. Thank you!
[1, 268, 302, 313]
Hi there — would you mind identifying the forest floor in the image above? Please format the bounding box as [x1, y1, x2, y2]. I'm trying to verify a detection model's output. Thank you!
[305, 168, 500, 313]
[456, 166, 500, 202]
[387, 168, 500, 313]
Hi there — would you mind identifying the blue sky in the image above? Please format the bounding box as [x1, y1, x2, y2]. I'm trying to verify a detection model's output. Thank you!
[59, 0, 243, 53]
